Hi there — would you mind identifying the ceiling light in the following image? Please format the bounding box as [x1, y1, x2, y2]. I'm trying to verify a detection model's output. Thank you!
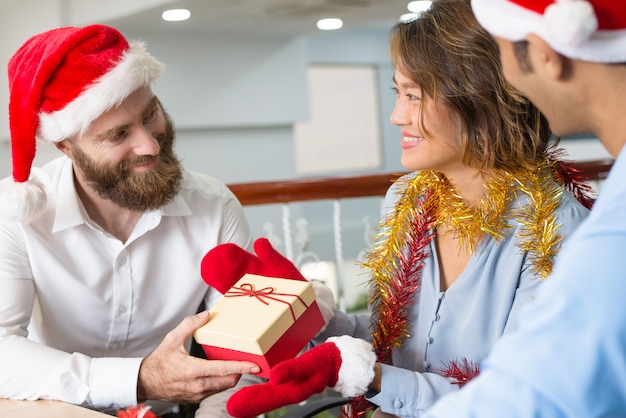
[316, 18, 343, 31]
[407, 1, 432, 13]
[162, 9, 191, 22]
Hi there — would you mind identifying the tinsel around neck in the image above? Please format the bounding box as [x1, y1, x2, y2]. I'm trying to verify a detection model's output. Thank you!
[347, 151, 594, 418]
[363, 158, 572, 361]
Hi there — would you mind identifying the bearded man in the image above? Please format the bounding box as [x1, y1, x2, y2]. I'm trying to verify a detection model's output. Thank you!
[0, 24, 279, 417]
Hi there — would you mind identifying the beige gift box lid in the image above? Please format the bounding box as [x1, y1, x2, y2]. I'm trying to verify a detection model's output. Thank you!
[194, 273, 317, 355]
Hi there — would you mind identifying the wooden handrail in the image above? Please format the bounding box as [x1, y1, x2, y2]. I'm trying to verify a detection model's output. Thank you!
[227, 172, 406, 206]
[571, 158, 614, 180]
[227, 158, 614, 206]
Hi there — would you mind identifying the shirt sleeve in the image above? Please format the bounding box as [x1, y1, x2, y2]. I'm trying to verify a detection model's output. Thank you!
[423, 368, 564, 418]
[219, 189, 254, 251]
[0, 314, 143, 409]
[0, 221, 143, 408]
[367, 363, 460, 416]
[204, 191, 254, 309]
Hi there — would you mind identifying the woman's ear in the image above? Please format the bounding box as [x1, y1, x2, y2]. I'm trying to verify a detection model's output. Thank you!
[526, 33, 570, 81]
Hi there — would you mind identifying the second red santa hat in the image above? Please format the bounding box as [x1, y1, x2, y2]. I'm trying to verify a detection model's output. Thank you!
[471, 0, 626, 63]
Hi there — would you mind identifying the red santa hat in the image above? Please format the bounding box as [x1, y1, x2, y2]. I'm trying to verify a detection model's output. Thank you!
[1, 24, 163, 222]
[471, 0, 626, 63]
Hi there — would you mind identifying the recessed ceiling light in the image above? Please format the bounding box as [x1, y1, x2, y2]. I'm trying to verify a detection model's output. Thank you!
[162, 9, 191, 22]
[316, 18, 343, 31]
[407, 1, 432, 13]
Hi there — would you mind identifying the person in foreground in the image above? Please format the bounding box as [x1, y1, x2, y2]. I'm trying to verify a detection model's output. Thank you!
[423, 0, 626, 417]
[0, 24, 264, 417]
[203, 1, 592, 416]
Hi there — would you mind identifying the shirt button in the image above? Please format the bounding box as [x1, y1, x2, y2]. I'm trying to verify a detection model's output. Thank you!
[428, 336, 434, 343]
[423, 360, 431, 369]
[433, 314, 440, 321]
[393, 399, 403, 408]
[118, 305, 128, 314]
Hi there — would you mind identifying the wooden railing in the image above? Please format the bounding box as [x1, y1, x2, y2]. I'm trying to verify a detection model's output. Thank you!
[227, 158, 614, 206]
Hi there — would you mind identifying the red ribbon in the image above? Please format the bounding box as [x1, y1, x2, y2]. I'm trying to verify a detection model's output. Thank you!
[225, 283, 309, 322]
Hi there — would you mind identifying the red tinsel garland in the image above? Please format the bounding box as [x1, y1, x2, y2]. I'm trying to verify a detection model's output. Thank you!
[344, 186, 437, 418]
[439, 358, 481, 387]
[547, 147, 596, 209]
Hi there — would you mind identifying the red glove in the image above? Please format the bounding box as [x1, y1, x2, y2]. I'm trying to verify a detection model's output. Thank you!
[226, 336, 376, 418]
[201, 237, 306, 294]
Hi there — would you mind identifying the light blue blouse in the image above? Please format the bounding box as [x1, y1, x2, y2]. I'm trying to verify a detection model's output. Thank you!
[316, 173, 590, 417]
[425, 149, 626, 418]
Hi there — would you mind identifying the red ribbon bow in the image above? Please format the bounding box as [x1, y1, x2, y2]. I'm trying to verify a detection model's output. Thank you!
[225, 283, 309, 321]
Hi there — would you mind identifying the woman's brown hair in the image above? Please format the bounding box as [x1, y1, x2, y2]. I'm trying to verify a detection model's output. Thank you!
[389, 0, 553, 171]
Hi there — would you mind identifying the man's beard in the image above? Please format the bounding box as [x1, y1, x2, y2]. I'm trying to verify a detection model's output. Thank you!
[71, 117, 183, 212]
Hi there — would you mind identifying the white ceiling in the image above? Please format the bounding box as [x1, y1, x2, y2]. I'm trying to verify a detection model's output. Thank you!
[104, 0, 414, 38]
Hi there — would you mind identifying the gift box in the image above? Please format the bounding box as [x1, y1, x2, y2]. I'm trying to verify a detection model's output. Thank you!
[194, 273, 325, 378]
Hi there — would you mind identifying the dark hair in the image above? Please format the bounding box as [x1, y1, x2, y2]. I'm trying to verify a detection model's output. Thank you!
[513, 40, 534, 72]
[389, 0, 553, 171]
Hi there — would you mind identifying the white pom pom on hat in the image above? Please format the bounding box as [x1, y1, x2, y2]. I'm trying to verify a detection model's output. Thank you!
[471, 0, 626, 63]
[1, 24, 164, 223]
[543, 0, 597, 46]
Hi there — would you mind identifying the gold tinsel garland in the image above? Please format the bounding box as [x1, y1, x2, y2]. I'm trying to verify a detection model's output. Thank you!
[363, 160, 565, 360]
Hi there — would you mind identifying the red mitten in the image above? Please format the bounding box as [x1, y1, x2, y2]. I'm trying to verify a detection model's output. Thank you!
[226, 336, 376, 418]
[201, 237, 305, 294]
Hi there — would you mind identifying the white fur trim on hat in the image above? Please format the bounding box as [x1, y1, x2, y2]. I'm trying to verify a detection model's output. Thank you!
[37, 41, 164, 143]
[0, 169, 47, 223]
[328, 335, 376, 398]
[471, 0, 626, 63]
[544, 0, 597, 46]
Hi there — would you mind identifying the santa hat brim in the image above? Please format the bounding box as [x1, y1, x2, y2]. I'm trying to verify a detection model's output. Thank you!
[37, 40, 164, 143]
[471, 0, 626, 63]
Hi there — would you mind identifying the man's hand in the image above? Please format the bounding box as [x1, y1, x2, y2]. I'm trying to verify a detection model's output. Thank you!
[137, 311, 260, 404]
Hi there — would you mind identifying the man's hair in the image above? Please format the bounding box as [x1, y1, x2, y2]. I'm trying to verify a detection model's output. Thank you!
[513, 40, 534, 73]
[389, 0, 553, 172]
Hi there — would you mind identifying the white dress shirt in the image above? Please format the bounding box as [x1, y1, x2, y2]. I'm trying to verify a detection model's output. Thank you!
[0, 156, 253, 412]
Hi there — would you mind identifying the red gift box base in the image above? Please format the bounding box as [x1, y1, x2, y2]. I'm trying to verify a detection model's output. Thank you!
[199, 301, 324, 378]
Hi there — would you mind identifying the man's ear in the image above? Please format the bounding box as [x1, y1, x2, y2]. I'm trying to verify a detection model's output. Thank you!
[54, 139, 72, 158]
[526, 33, 570, 81]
